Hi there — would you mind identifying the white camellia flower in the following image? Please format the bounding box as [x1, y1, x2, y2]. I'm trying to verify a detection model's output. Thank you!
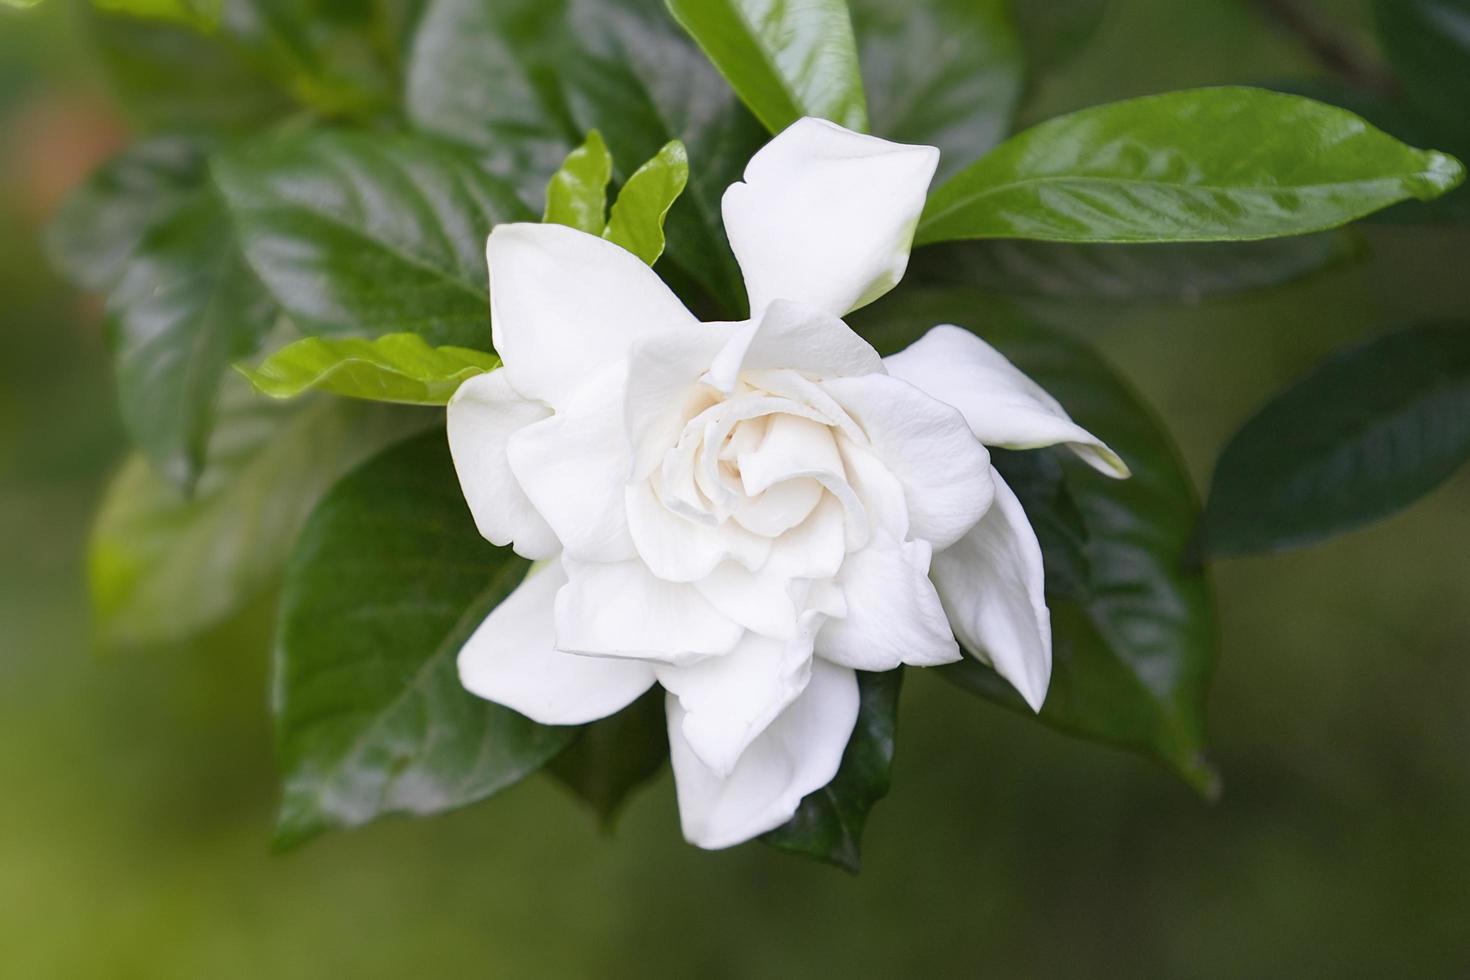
[447, 117, 1128, 850]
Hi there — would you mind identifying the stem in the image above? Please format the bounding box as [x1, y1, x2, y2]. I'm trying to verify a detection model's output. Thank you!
[1252, 0, 1398, 96]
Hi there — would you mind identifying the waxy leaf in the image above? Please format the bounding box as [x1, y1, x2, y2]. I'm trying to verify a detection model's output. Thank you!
[917, 87, 1465, 245]
[665, 0, 868, 134]
[854, 290, 1218, 795]
[214, 131, 529, 348]
[238, 333, 498, 405]
[273, 431, 576, 849]
[543, 129, 613, 234]
[762, 668, 902, 872]
[603, 140, 689, 265]
[548, 689, 668, 826]
[990, 448, 1092, 602]
[1202, 321, 1470, 557]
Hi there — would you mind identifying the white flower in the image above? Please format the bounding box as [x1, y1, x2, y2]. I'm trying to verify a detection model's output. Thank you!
[447, 118, 1127, 850]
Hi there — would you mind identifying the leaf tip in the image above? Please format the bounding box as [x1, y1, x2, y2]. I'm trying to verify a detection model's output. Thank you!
[1420, 151, 1466, 199]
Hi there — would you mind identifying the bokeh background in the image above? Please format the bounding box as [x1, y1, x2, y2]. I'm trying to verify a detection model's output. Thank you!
[3, 0, 1468, 976]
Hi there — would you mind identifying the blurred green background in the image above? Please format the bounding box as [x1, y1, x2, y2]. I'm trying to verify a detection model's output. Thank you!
[3, 1, 1468, 976]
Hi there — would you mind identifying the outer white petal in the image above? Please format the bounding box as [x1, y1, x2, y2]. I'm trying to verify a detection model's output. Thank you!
[506, 366, 636, 563]
[931, 470, 1051, 712]
[815, 539, 960, 671]
[705, 300, 884, 393]
[885, 324, 1130, 478]
[487, 223, 698, 408]
[554, 559, 743, 665]
[722, 117, 939, 317]
[823, 374, 994, 550]
[445, 369, 559, 559]
[668, 659, 859, 850]
[624, 323, 735, 481]
[458, 563, 656, 725]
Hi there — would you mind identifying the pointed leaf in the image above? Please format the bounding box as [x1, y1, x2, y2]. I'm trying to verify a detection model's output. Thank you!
[548, 689, 668, 826]
[603, 140, 688, 265]
[543, 129, 612, 233]
[239, 333, 498, 405]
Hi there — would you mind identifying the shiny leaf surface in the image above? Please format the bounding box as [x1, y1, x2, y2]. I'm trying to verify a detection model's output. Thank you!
[543, 129, 612, 234]
[603, 139, 689, 265]
[238, 333, 498, 405]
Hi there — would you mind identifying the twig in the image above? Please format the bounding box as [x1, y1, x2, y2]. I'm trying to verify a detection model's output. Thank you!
[1252, 0, 1399, 96]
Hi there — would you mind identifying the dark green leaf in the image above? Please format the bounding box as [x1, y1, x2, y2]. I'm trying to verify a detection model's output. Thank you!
[548, 688, 668, 826]
[238, 332, 498, 404]
[853, 289, 1218, 795]
[543, 129, 612, 233]
[990, 448, 1091, 601]
[214, 130, 530, 347]
[273, 431, 576, 849]
[853, 0, 1021, 178]
[1202, 321, 1470, 557]
[1373, 0, 1470, 139]
[603, 140, 689, 265]
[917, 87, 1465, 245]
[665, 0, 868, 134]
[762, 668, 902, 873]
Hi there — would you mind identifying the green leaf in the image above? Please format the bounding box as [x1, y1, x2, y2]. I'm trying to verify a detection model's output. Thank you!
[990, 448, 1092, 602]
[762, 668, 902, 873]
[273, 430, 576, 849]
[853, 0, 1021, 178]
[603, 140, 688, 265]
[665, 0, 868, 134]
[238, 333, 499, 405]
[548, 689, 667, 826]
[917, 87, 1465, 246]
[853, 290, 1218, 795]
[1202, 321, 1470, 557]
[543, 129, 612, 233]
[214, 130, 530, 347]
[93, 0, 221, 28]
[89, 380, 427, 647]
[1373, 0, 1470, 138]
[1014, 0, 1109, 74]
[105, 192, 276, 489]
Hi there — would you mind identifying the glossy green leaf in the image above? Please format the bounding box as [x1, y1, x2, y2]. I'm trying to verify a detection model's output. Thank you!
[917, 87, 1465, 246]
[603, 140, 689, 265]
[273, 431, 576, 849]
[665, 0, 868, 134]
[548, 689, 667, 826]
[762, 669, 902, 872]
[214, 130, 529, 348]
[1202, 321, 1470, 557]
[853, 0, 1021, 179]
[1374, 0, 1470, 137]
[543, 129, 613, 233]
[105, 193, 277, 489]
[238, 333, 498, 405]
[990, 448, 1091, 602]
[89, 380, 426, 647]
[853, 290, 1218, 795]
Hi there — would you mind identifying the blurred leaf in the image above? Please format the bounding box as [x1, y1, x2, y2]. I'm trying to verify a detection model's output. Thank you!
[89, 382, 426, 647]
[853, 0, 1021, 178]
[1202, 321, 1470, 557]
[1014, 0, 1109, 74]
[548, 689, 667, 826]
[917, 87, 1465, 245]
[543, 129, 612, 233]
[912, 233, 1357, 302]
[214, 130, 529, 347]
[45, 136, 208, 293]
[106, 192, 276, 488]
[762, 668, 902, 873]
[854, 290, 1218, 795]
[273, 430, 576, 849]
[990, 448, 1091, 601]
[94, 0, 221, 27]
[603, 139, 689, 265]
[665, 0, 868, 134]
[238, 333, 498, 404]
[1373, 0, 1470, 139]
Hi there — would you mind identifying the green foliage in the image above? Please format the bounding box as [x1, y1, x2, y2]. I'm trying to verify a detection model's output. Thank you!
[665, 0, 868, 134]
[543, 130, 613, 233]
[918, 87, 1465, 245]
[272, 431, 576, 849]
[93, 0, 221, 28]
[238, 333, 499, 405]
[1202, 322, 1470, 557]
[603, 139, 688, 264]
[548, 689, 668, 825]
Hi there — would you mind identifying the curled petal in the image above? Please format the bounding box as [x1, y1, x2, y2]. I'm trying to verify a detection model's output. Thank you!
[815, 539, 960, 671]
[624, 324, 735, 482]
[705, 299, 883, 393]
[625, 479, 770, 582]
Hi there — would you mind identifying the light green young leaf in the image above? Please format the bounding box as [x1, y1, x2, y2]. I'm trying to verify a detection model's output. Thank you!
[665, 0, 868, 134]
[543, 129, 613, 233]
[603, 140, 688, 265]
[239, 333, 499, 405]
[93, 0, 221, 27]
[918, 87, 1466, 246]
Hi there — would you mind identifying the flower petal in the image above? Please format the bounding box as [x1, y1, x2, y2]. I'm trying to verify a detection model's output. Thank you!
[885, 324, 1129, 478]
[458, 563, 656, 725]
[816, 539, 960, 671]
[488, 223, 698, 408]
[823, 374, 994, 550]
[625, 479, 770, 582]
[624, 323, 735, 481]
[722, 118, 939, 317]
[445, 369, 559, 559]
[667, 659, 859, 850]
[705, 300, 884, 393]
[931, 470, 1051, 712]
